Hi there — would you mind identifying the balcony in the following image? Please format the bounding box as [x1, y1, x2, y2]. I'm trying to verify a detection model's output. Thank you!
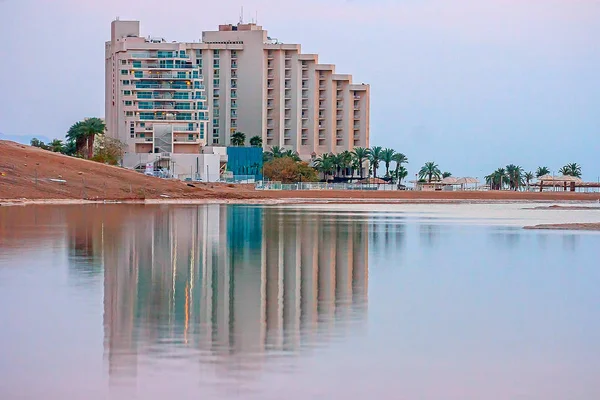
[131, 73, 201, 80]
[134, 63, 196, 70]
[135, 83, 196, 90]
[231, 62, 238, 69]
[172, 126, 199, 132]
[138, 114, 195, 121]
[134, 136, 154, 142]
[231, 103, 237, 109]
[173, 136, 201, 143]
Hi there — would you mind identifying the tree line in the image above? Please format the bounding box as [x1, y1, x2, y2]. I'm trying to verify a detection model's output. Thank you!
[485, 163, 582, 191]
[262, 146, 410, 185]
[30, 118, 125, 165]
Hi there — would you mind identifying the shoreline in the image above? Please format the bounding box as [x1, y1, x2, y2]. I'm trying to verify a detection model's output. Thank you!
[524, 222, 600, 231]
[2, 197, 600, 207]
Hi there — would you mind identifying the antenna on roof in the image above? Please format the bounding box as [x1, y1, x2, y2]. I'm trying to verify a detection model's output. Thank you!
[255, 11, 258, 24]
[239, 6, 244, 24]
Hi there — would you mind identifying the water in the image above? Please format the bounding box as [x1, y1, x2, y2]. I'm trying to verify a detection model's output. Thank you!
[0, 204, 599, 400]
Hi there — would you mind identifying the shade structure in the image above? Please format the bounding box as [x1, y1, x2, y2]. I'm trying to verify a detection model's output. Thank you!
[456, 177, 479, 185]
[537, 175, 582, 183]
[441, 177, 459, 185]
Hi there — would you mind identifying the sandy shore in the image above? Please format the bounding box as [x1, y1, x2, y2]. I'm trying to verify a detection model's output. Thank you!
[524, 223, 600, 231]
[2, 140, 600, 206]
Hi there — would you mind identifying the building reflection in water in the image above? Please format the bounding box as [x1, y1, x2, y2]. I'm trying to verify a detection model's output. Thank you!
[102, 205, 368, 379]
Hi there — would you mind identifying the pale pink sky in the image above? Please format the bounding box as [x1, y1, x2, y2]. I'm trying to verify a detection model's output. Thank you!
[1, 0, 598, 178]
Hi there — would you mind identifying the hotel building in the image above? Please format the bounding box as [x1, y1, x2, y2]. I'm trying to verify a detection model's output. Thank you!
[105, 19, 370, 162]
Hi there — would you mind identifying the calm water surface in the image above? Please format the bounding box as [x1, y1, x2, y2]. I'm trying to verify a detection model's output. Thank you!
[0, 204, 599, 400]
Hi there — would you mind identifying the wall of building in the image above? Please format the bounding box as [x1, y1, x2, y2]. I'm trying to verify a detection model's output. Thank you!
[226, 147, 263, 179]
[106, 20, 369, 164]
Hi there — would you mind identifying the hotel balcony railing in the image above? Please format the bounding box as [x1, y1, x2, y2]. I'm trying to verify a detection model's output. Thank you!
[138, 105, 193, 111]
[132, 73, 202, 80]
[133, 63, 196, 69]
[173, 137, 200, 142]
[172, 126, 199, 132]
[135, 83, 197, 90]
[130, 52, 190, 59]
[139, 115, 195, 121]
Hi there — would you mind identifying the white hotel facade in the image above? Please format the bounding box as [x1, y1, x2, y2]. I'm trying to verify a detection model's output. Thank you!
[106, 20, 369, 162]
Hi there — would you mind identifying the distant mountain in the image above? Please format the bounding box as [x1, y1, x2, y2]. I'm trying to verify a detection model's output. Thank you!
[0, 132, 54, 145]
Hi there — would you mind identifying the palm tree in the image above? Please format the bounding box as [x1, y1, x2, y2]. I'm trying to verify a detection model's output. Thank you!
[392, 152, 408, 183]
[524, 171, 534, 191]
[263, 145, 285, 162]
[313, 153, 335, 181]
[249, 135, 262, 147]
[442, 172, 452, 178]
[381, 148, 395, 178]
[331, 153, 343, 178]
[339, 150, 353, 177]
[505, 164, 524, 191]
[536, 166, 550, 178]
[351, 147, 371, 180]
[66, 121, 86, 156]
[559, 163, 582, 178]
[283, 149, 301, 162]
[418, 162, 442, 183]
[369, 146, 383, 179]
[396, 165, 408, 188]
[79, 118, 105, 159]
[231, 131, 246, 146]
[49, 139, 64, 153]
[485, 168, 507, 190]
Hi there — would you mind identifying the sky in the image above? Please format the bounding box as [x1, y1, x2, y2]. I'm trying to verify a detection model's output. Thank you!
[0, 0, 599, 179]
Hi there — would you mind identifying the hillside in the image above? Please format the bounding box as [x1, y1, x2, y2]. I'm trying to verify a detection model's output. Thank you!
[0, 141, 258, 201]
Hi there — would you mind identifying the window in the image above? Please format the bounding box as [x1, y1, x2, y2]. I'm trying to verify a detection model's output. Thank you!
[213, 118, 219, 126]
[213, 69, 220, 77]
[196, 49, 202, 57]
[126, 111, 133, 116]
[213, 49, 220, 58]
[213, 78, 220, 86]
[123, 90, 131, 96]
[213, 138, 219, 144]
[213, 59, 220, 67]
[213, 99, 219, 107]
[121, 60, 127, 65]
[121, 70, 128, 75]
[124, 100, 132, 106]
[122, 80, 130, 85]
[231, 50, 237, 58]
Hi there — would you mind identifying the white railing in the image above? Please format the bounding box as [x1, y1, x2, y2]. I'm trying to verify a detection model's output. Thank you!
[255, 181, 406, 191]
